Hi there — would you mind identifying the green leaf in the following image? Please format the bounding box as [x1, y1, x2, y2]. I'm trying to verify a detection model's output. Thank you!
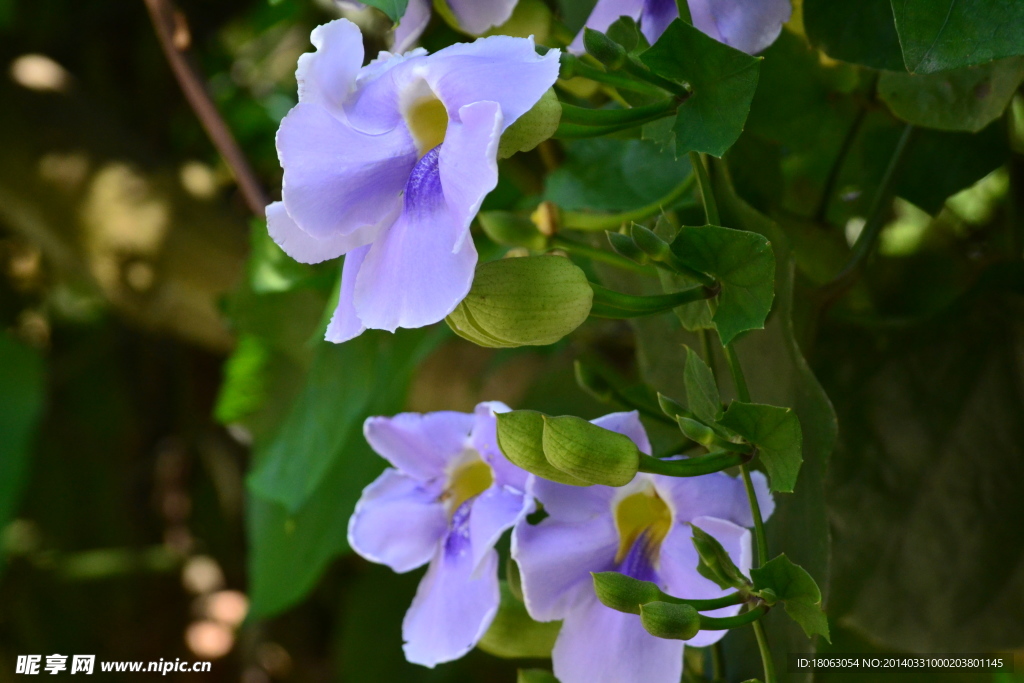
[803, 0, 905, 70]
[248, 330, 434, 513]
[891, 0, 1024, 74]
[543, 137, 692, 212]
[247, 329, 440, 617]
[518, 670, 559, 683]
[718, 401, 802, 493]
[477, 581, 561, 659]
[669, 225, 776, 345]
[497, 410, 588, 486]
[360, 0, 408, 22]
[751, 554, 830, 641]
[0, 333, 45, 555]
[213, 334, 270, 424]
[683, 346, 721, 424]
[542, 415, 641, 486]
[691, 524, 749, 589]
[641, 19, 761, 157]
[879, 57, 1024, 132]
[248, 219, 320, 294]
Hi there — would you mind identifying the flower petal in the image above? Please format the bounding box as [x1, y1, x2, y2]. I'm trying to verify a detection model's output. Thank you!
[296, 19, 364, 113]
[471, 401, 529, 491]
[425, 36, 561, 131]
[363, 410, 476, 481]
[655, 469, 772, 527]
[639, 0, 678, 44]
[552, 594, 684, 683]
[392, 0, 432, 53]
[531, 478, 617, 523]
[347, 469, 447, 573]
[267, 201, 378, 265]
[402, 543, 500, 666]
[325, 245, 369, 343]
[448, 0, 519, 35]
[569, 0, 645, 54]
[468, 484, 533, 573]
[592, 410, 652, 454]
[657, 516, 751, 647]
[352, 148, 479, 332]
[687, 0, 790, 54]
[513, 515, 619, 621]
[278, 102, 415, 239]
[439, 100, 503, 251]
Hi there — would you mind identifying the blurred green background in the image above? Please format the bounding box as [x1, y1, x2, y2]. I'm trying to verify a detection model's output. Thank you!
[1, 0, 1023, 681]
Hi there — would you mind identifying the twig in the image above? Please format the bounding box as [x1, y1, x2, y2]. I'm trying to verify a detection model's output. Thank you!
[143, 0, 269, 217]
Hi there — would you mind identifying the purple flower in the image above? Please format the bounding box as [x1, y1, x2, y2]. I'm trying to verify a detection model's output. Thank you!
[342, 0, 521, 53]
[267, 20, 559, 342]
[569, 0, 792, 55]
[512, 411, 774, 683]
[348, 402, 535, 666]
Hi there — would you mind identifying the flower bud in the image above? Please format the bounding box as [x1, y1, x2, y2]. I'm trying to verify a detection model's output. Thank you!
[692, 524, 749, 590]
[678, 416, 718, 446]
[583, 28, 628, 70]
[607, 230, 648, 263]
[496, 410, 588, 486]
[639, 602, 701, 641]
[446, 256, 593, 348]
[478, 211, 549, 250]
[592, 572, 662, 615]
[541, 415, 640, 486]
[498, 88, 562, 159]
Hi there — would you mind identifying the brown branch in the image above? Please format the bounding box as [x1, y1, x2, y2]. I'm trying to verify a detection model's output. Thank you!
[143, 0, 269, 218]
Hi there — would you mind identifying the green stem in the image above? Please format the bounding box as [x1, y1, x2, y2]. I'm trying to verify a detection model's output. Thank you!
[699, 604, 769, 630]
[723, 344, 770, 568]
[828, 124, 915, 286]
[753, 620, 776, 683]
[681, 592, 748, 611]
[675, 0, 693, 23]
[710, 642, 725, 682]
[551, 235, 655, 275]
[699, 328, 717, 384]
[689, 151, 719, 226]
[621, 55, 690, 99]
[589, 283, 714, 318]
[741, 464, 769, 567]
[560, 53, 664, 96]
[723, 343, 750, 403]
[555, 118, 667, 139]
[563, 175, 698, 231]
[559, 99, 679, 127]
[638, 451, 747, 477]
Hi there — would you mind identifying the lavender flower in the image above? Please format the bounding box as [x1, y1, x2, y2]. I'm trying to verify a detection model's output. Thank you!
[512, 411, 774, 683]
[570, 0, 792, 55]
[267, 19, 559, 342]
[348, 402, 534, 666]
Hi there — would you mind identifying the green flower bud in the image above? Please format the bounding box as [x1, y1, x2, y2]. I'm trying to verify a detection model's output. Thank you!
[446, 256, 593, 348]
[592, 571, 662, 615]
[606, 230, 648, 263]
[629, 223, 672, 260]
[657, 392, 690, 420]
[541, 415, 640, 487]
[498, 88, 562, 159]
[583, 28, 628, 70]
[639, 602, 701, 641]
[692, 524, 750, 590]
[678, 416, 718, 446]
[496, 411, 588, 486]
[756, 587, 778, 606]
[478, 211, 549, 250]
